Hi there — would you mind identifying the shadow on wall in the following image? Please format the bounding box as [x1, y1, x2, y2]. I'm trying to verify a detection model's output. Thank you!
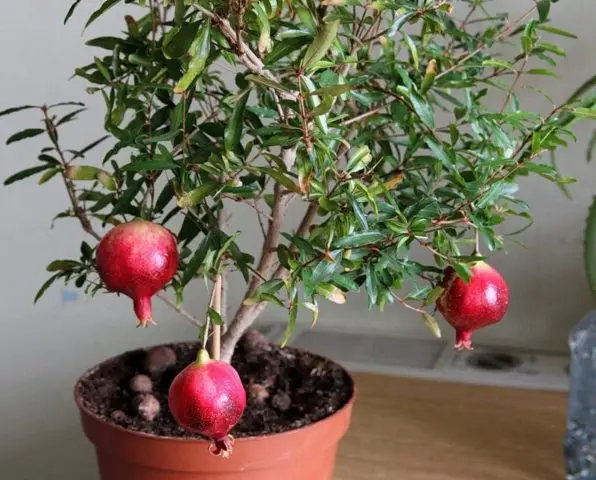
[0, 423, 97, 480]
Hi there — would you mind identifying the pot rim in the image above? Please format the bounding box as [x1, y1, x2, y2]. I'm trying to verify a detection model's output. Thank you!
[74, 340, 357, 445]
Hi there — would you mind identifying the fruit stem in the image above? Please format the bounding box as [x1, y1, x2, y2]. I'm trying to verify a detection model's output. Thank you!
[212, 275, 223, 361]
[472, 228, 481, 257]
[197, 348, 211, 365]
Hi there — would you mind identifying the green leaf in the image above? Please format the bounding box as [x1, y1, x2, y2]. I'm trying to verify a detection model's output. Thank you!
[260, 293, 285, 308]
[315, 283, 347, 304]
[111, 177, 144, 215]
[46, 259, 80, 272]
[536, 24, 578, 39]
[331, 231, 386, 249]
[587, 129, 596, 163]
[423, 286, 444, 307]
[571, 108, 596, 120]
[477, 181, 518, 208]
[177, 182, 218, 208]
[245, 74, 292, 93]
[34, 273, 62, 303]
[65, 165, 103, 181]
[536, 0, 550, 23]
[281, 295, 299, 348]
[163, 21, 200, 59]
[404, 34, 419, 70]
[4, 165, 51, 185]
[0, 105, 37, 117]
[38, 168, 61, 185]
[309, 95, 334, 117]
[346, 145, 372, 173]
[311, 257, 338, 286]
[365, 263, 378, 305]
[260, 167, 300, 192]
[409, 92, 435, 128]
[482, 59, 513, 70]
[182, 235, 212, 285]
[224, 89, 250, 153]
[6, 128, 45, 145]
[120, 160, 178, 171]
[174, 20, 211, 93]
[331, 273, 360, 292]
[585, 196, 596, 300]
[208, 307, 223, 326]
[301, 20, 340, 70]
[308, 84, 353, 96]
[84, 0, 122, 30]
[422, 312, 441, 338]
[64, 0, 82, 24]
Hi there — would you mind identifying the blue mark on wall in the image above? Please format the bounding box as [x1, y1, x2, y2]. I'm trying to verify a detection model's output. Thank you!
[61, 289, 79, 303]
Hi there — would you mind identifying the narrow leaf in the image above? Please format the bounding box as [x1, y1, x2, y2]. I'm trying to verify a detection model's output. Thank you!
[120, 160, 178, 171]
[585, 196, 596, 300]
[4, 165, 51, 185]
[331, 231, 386, 249]
[208, 307, 223, 326]
[34, 274, 62, 303]
[0, 105, 37, 117]
[64, 0, 83, 24]
[6, 128, 44, 145]
[281, 297, 299, 347]
[85, 0, 122, 30]
[536, 0, 550, 23]
[174, 20, 211, 93]
[260, 167, 300, 192]
[245, 74, 292, 93]
[536, 24, 578, 39]
[224, 89, 250, 152]
[177, 182, 218, 208]
[301, 20, 340, 70]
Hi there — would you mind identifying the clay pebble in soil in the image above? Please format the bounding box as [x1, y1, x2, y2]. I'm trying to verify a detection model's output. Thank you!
[77, 330, 354, 439]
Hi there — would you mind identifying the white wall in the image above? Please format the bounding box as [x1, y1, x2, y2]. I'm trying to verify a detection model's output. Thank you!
[0, 1, 594, 478]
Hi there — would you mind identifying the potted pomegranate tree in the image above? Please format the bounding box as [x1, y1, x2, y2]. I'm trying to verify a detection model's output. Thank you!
[2, 0, 594, 478]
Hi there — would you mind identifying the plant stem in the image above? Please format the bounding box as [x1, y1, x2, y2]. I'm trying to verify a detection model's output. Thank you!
[212, 275, 222, 361]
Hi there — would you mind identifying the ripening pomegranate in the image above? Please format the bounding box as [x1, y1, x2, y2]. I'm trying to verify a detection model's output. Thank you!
[436, 261, 510, 350]
[96, 219, 179, 327]
[168, 349, 247, 458]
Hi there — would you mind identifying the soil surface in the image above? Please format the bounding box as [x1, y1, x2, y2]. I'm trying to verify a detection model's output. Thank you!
[76, 330, 354, 439]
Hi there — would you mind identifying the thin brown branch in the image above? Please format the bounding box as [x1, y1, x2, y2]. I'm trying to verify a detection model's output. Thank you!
[436, 6, 537, 80]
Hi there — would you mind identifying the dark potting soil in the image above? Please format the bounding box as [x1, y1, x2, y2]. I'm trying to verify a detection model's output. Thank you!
[76, 330, 354, 439]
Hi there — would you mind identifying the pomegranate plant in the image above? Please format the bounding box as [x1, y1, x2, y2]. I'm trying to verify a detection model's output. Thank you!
[2, 0, 596, 446]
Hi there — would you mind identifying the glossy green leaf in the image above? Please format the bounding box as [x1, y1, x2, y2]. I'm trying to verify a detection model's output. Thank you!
[301, 20, 340, 70]
[120, 160, 178, 171]
[182, 235, 212, 285]
[224, 89, 250, 153]
[281, 294, 299, 348]
[260, 167, 300, 192]
[331, 231, 386, 249]
[46, 259, 81, 272]
[174, 20, 211, 93]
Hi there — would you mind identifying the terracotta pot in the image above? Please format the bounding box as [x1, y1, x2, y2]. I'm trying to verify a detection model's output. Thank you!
[74, 345, 356, 480]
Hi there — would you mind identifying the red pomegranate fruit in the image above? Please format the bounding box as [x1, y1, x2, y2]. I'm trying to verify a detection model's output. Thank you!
[436, 261, 509, 350]
[168, 349, 247, 458]
[96, 219, 179, 327]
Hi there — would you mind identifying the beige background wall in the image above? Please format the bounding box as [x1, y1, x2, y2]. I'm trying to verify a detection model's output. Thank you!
[0, 1, 595, 478]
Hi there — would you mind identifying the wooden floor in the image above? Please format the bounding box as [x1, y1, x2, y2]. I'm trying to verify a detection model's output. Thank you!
[335, 373, 569, 480]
